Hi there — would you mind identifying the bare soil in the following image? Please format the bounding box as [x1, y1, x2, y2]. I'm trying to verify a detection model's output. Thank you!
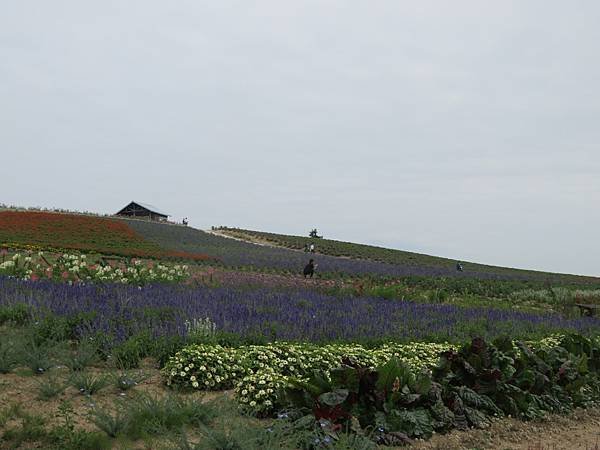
[411, 407, 600, 450]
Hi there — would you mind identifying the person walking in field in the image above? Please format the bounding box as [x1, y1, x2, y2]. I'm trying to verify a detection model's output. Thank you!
[303, 259, 317, 278]
[456, 261, 464, 272]
[309, 243, 315, 253]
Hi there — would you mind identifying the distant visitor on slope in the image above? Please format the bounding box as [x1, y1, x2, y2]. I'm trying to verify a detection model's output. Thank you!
[309, 243, 315, 253]
[303, 259, 317, 278]
[182, 218, 188, 226]
[456, 261, 464, 272]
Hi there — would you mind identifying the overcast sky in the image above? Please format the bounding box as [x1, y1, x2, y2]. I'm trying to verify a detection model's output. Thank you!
[1, 1, 599, 276]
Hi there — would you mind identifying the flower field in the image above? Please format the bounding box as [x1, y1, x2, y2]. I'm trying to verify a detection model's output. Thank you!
[164, 341, 454, 414]
[2, 210, 600, 447]
[216, 227, 600, 284]
[0, 252, 189, 284]
[0, 210, 212, 261]
[2, 277, 599, 348]
[127, 219, 570, 282]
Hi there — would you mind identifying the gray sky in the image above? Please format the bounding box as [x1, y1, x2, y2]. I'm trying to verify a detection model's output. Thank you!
[2, 1, 599, 276]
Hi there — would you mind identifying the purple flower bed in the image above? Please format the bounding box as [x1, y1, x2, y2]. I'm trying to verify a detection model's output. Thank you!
[2, 277, 599, 345]
[125, 220, 530, 281]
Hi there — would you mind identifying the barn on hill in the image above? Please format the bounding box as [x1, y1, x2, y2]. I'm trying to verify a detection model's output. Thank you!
[115, 201, 169, 222]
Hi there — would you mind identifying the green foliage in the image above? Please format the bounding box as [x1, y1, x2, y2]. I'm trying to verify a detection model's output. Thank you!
[2, 410, 47, 446]
[107, 394, 217, 440]
[0, 403, 22, 427]
[0, 401, 108, 450]
[64, 339, 100, 372]
[283, 334, 600, 443]
[36, 373, 67, 400]
[0, 303, 31, 326]
[21, 339, 54, 374]
[0, 338, 19, 374]
[47, 401, 111, 450]
[89, 407, 129, 438]
[110, 333, 152, 369]
[69, 372, 110, 395]
[113, 370, 148, 391]
[31, 312, 96, 344]
[166, 341, 452, 415]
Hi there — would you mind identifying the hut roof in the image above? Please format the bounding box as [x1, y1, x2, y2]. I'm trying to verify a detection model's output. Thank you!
[133, 201, 170, 216]
[117, 201, 170, 217]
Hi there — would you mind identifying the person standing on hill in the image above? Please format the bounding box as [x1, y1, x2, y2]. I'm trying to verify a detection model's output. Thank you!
[309, 243, 315, 253]
[303, 259, 316, 278]
[456, 261, 464, 272]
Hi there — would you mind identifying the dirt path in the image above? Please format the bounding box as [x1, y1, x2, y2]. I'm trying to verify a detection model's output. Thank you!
[411, 407, 600, 450]
[205, 229, 287, 248]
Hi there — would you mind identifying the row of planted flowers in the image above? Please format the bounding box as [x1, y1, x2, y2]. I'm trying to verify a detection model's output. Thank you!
[163, 337, 565, 415]
[0, 252, 189, 284]
[164, 341, 454, 414]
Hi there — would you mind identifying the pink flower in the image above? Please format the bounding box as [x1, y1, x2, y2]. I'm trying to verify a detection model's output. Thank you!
[30, 273, 39, 281]
[62, 271, 69, 280]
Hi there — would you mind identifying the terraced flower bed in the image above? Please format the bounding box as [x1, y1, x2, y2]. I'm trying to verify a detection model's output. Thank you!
[217, 227, 600, 285]
[0, 210, 212, 261]
[0, 252, 189, 284]
[127, 219, 558, 281]
[164, 341, 454, 414]
[2, 277, 599, 350]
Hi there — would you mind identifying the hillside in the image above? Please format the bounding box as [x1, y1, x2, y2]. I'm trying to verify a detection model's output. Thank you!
[215, 226, 600, 284]
[1, 208, 599, 285]
[0, 210, 211, 261]
[123, 220, 599, 285]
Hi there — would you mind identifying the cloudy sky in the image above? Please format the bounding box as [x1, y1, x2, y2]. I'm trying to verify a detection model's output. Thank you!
[1, 1, 599, 276]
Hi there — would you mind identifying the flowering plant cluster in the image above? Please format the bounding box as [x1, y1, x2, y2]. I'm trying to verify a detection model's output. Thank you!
[163, 336, 581, 415]
[163, 341, 454, 414]
[164, 344, 245, 390]
[0, 252, 189, 284]
[0, 210, 213, 261]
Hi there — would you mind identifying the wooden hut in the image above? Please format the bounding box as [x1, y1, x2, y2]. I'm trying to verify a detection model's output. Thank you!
[115, 201, 169, 222]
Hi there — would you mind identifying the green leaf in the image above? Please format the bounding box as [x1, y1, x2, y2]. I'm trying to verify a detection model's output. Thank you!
[411, 372, 432, 396]
[376, 358, 413, 393]
[387, 408, 433, 438]
[330, 366, 360, 393]
[430, 401, 455, 431]
[318, 388, 349, 407]
[463, 406, 490, 428]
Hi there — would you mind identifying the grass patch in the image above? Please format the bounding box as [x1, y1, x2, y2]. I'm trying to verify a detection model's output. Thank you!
[36, 373, 68, 400]
[69, 372, 110, 396]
